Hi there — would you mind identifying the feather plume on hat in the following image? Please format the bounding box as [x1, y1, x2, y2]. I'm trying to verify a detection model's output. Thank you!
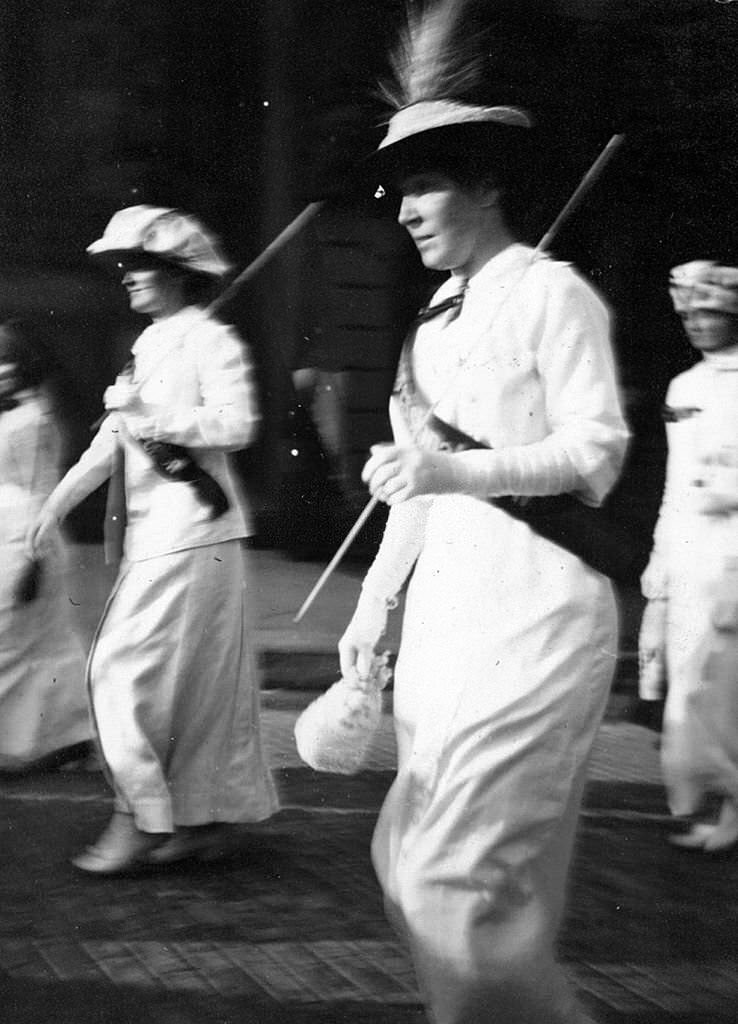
[380, 0, 497, 113]
[373, 0, 533, 177]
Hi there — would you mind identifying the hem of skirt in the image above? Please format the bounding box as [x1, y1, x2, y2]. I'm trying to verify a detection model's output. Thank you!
[115, 795, 175, 834]
[170, 791, 280, 827]
[0, 727, 94, 771]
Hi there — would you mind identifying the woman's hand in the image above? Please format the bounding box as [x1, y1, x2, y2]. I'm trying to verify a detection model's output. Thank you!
[26, 502, 60, 558]
[104, 382, 158, 440]
[338, 591, 389, 680]
[103, 379, 143, 414]
[362, 443, 467, 504]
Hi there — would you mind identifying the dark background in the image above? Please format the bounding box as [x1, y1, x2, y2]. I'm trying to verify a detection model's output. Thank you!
[1, 0, 736, 554]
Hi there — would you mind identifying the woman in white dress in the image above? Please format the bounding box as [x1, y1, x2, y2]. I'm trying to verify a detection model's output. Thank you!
[30, 207, 278, 872]
[0, 322, 90, 770]
[639, 260, 738, 853]
[338, 85, 628, 1024]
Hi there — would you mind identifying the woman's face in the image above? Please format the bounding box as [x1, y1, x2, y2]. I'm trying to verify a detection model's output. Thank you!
[397, 172, 488, 277]
[121, 266, 186, 320]
[681, 309, 738, 353]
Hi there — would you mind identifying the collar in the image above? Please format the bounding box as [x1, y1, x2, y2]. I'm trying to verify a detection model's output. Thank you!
[131, 305, 206, 355]
[466, 243, 535, 293]
[703, 345, 738, 371]
[437, 243, 539, 305]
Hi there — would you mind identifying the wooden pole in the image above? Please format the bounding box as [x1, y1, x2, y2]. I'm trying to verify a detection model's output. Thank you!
[211, 201, 324, 313]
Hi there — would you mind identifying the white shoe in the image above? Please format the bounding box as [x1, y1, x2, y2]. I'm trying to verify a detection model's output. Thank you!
[72, 811, 167, 874]
[703, 802, 738, 853]
[667, 823, 715, 849]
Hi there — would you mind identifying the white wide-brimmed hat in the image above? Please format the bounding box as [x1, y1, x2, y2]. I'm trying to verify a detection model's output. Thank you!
[368, 0, 534, 183]
[87, 205, 233, 278]
[372, 97, 533, 183]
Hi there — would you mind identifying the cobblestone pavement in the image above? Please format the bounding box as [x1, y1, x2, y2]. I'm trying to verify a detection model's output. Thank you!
[1, 694, 737, 1024]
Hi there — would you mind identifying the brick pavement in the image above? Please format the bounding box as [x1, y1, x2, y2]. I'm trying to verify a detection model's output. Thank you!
[1, 544, 735, 1022]
[1, 697, 737, 1024]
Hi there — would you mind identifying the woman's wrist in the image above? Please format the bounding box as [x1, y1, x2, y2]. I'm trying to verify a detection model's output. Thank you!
[359, 585, 398, 611]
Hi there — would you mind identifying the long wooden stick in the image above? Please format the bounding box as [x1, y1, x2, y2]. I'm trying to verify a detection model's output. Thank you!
[293, 134, 626, 622]
[536, 134, 624, 253]
[293, 493, 382, 622]
[211, 201, 325, 313]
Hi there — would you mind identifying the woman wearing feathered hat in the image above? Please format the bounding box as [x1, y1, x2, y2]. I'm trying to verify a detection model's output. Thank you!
[337, 2, 628, 1021]
[29, 205, 278, 872]
[639, 260, 738, 854]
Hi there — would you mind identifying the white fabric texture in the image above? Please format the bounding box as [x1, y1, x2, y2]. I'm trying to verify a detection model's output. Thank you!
[638, 598, 668, 700]
[360, 497, 430, 604]
[90, 542, 278, 833]
[641, 351, 738, 815]
[357, 243, 627, 1024]
[0, 394, 90, 768]
[45, 305, 258, 561]
[294, 654, 392, 775]
[40, 307, 276, 831]
[391, 244, 628, 506]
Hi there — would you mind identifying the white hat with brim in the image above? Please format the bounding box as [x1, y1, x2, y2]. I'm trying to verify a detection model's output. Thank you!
[371, 99, 533, 182]
[87, 205, 233, 278]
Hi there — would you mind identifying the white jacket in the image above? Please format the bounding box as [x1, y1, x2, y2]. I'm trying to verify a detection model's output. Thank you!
[49, 306, 258, 561]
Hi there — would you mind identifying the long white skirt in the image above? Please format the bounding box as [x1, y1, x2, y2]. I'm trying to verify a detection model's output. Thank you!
[0, 534, 90, 770]
[88, 541, 278, 833]
[372, 496, 618, 1024]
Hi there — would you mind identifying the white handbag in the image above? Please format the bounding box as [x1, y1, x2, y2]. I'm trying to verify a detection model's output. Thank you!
[294, 653, 392, 774]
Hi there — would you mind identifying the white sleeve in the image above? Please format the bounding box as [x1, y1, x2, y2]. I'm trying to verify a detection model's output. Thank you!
[360, 496, 430, 605]
[141, 325, 260, 451]
[45, 414, 119, 520]
[451, 269, 629, 505]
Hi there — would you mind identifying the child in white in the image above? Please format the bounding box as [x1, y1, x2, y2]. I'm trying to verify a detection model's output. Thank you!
[640, 260, 738, 852]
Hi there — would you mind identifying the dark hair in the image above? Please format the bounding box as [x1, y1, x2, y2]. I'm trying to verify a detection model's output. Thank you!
[178, 270, 220, 308]
[380, 123, 539, 239]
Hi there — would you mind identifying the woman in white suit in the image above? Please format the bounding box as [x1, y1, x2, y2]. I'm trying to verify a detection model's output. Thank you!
[338, 103, 628, 1024]
[30, 206, 278, 872]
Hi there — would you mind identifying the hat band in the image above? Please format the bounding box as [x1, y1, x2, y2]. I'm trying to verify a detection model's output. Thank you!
[379, 99, 532, 150]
